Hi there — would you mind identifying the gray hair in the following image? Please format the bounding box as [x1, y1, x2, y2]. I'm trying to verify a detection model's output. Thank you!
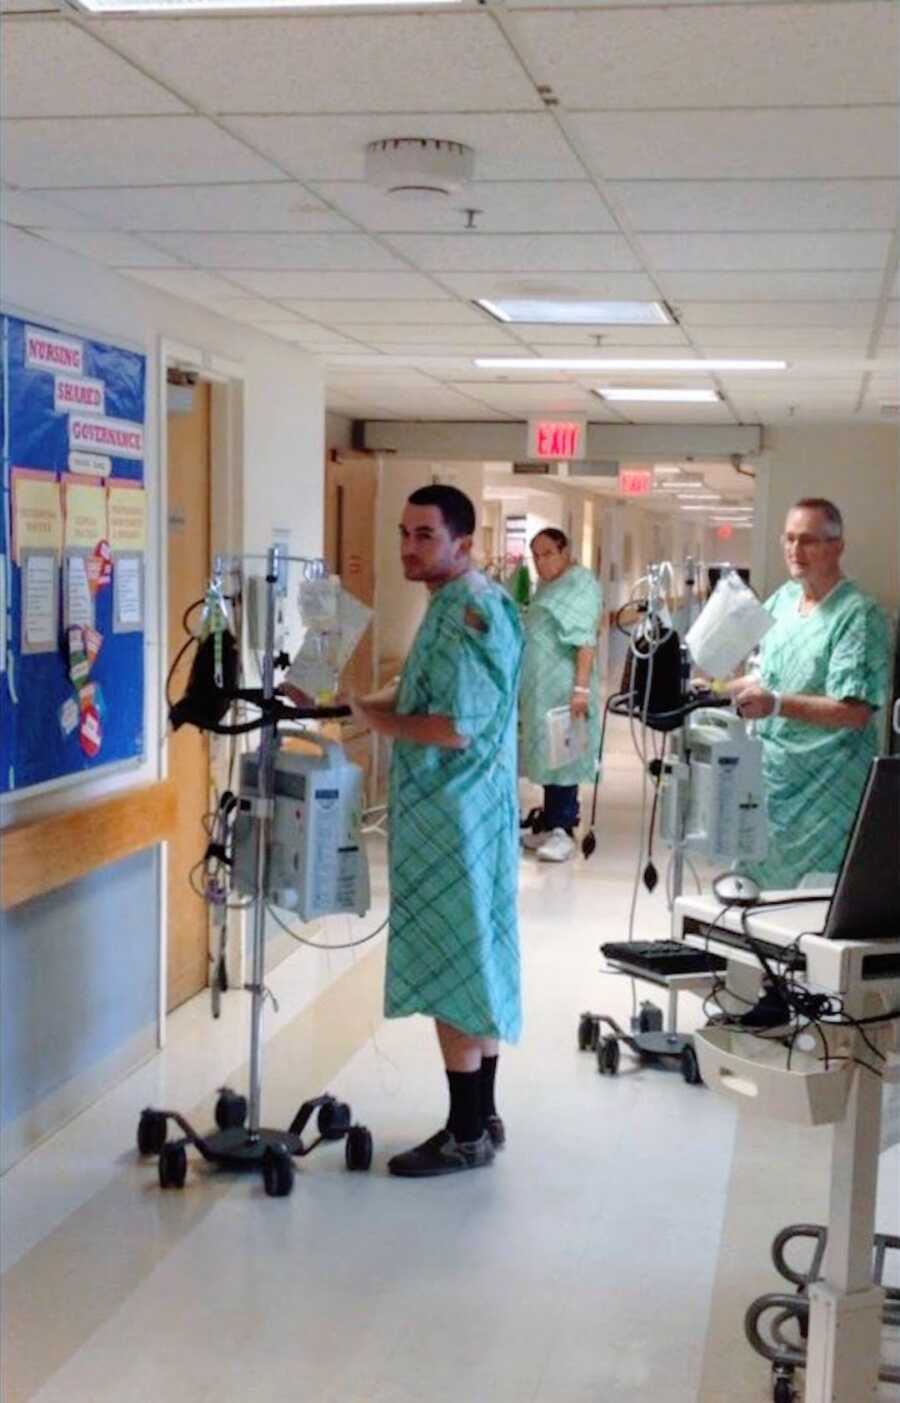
[791, 497, 844, 539]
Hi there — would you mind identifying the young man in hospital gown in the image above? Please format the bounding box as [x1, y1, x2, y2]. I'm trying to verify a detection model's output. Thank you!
[727, 497, 890, 889]
[353, 485, 523, 1178]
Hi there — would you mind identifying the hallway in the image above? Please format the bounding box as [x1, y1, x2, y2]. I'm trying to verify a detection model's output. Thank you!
[3, 738, 898, 1403]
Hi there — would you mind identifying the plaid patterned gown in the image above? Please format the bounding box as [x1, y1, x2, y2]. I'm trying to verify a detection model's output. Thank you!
[384, 572, 524, 1042]
[748, 578, 890, 889]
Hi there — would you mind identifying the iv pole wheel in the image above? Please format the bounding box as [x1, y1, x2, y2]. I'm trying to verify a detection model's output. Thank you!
[597, 1037, 620, 1075]
[680, 1043, 703, 1085]
[577, 1013, 595, 1051]
[262, 1143, 295, 1198]
[215, 1088, 248, 1130]
[345, 1125, 374, 1172]
[137, 1109, 167, 1157]
[159, 1142, 188, 1189]
[317, 1099, 352, 1141]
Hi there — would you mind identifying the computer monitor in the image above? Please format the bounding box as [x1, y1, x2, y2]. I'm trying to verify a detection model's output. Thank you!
[824, 756, 900, 941]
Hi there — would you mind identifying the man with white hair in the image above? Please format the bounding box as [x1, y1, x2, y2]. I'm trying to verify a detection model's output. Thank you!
[727, 497, 890, 889]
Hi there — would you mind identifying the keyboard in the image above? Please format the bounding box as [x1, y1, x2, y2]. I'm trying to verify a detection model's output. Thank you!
[601, 940, 727, 977]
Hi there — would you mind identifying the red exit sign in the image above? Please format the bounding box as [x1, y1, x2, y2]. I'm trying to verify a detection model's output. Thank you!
[618, 467, 653, 496]
[526, 417, 586, 461]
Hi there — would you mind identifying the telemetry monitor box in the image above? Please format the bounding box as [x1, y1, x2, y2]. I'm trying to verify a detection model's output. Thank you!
[232, 742, 370, 921]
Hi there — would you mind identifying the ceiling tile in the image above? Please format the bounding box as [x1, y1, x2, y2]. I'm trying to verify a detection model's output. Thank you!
[0, 188, 97, 229]
[384, 233, 640, 273]
[31, 229, 182, 267]
[285, 300, 481, 325]
[336, 324, 521, 347]
[516, 326, 689, 347]
[311, 181, 618, 234]
[224, 113, 583, 183]
[566, 108, 899, 180]
[609, 180, 900, 234]
[1, 17, 187, 117]
[5, 117, 283, 188]
[677, 301, 884, 328]
[690, 327, 870, 352]
[643, 232, 891, 272]
[123, 267, 249, 302]
[203, 297, 306, 323]
[39, 182, 344, 233]
[226, 271, 444, 299]
[505, 4, 899, 109]
[664, 272, 884, 301]
[147, 231, 404, 270]
[435, 271, 660, 300]
[96, 14, 542, 115]
[252, 325, 368, 352]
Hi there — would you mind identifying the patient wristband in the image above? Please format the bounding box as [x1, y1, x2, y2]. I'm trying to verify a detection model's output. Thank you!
[770, 691, 783, 717]
[573, 686, 590, 695]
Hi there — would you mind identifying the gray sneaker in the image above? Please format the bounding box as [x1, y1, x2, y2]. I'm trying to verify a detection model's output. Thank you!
[388, 1128, 495, 1178]
[485, 1114, 506, 1150]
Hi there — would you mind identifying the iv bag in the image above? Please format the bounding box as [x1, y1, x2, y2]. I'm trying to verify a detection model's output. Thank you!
[685, 568, 772, 678]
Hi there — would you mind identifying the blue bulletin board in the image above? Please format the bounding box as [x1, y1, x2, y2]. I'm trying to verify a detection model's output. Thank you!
[0, 314, 147, 794]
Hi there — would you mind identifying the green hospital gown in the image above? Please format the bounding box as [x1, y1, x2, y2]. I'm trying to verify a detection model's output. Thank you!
[385, 572, 524, 1041]
[519, 564, 603, 786]
[748, 578, 890, 889]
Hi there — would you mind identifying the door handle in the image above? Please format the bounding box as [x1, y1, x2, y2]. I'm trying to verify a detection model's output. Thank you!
[894, 697, 900, 736]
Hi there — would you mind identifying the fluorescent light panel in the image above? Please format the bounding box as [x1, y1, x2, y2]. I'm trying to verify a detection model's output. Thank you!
[597, 387, 720, 404]
[73, 0, 459, 10]
[475, 299, 672, 327]
[475, 357, 787, 371]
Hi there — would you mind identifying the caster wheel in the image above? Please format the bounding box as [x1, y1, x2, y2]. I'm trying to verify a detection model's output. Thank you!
[577, 1013, 595, 1052]
[597, 1036, 620, 1075]
[589, 1019, 602, 1052]
[158, 1142, 187, 1189]
[318, 1099, 352, 1141]
[772, 1376, 795, 1403]
[345, 1124, 374, 1172]
[215, 1088, 248, 1130]
[681, 1044, 703, 1085]
[262, 1144, 294, 1198]
[137, 1109, 167, 1157]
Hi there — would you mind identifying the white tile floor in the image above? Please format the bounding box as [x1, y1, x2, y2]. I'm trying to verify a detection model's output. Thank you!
[2, 741, 898, 1403]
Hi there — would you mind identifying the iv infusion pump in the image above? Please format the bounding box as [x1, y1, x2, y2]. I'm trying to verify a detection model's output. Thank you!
[232, 742, 370, 921]
[659, 709, 767, 866]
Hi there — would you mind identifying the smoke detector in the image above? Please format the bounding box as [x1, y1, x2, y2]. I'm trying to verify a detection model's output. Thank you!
[364, 138, 475, 203]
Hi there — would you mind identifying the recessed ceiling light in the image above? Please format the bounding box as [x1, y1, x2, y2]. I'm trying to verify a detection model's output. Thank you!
[71, 0, 460, 10]
[677, 493, 721, 501]
[474, 357, 787, 371]
[475, 299, 672, 326]
[653, 464, 683, 475]
[596, 387, 720, 404]
[680, 505, 715, 512]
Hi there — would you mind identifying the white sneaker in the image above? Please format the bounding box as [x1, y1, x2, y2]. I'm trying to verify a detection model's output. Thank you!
[536, 828, 576, 862]
[521, 827, 547, 850]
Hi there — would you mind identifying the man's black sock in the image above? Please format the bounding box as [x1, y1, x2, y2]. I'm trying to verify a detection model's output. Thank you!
[479, 1055, 499, 1121]
[446, 1070, 484, 1144]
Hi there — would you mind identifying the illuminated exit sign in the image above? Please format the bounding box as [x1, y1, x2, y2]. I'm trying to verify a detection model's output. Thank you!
[618, 467, 653, 496]
[526, 417, 586, 461]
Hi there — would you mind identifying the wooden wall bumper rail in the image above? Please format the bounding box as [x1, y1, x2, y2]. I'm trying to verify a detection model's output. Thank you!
[1, 780, 178, 911]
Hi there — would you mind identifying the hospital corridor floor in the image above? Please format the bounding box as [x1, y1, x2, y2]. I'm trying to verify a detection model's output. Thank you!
[3, 741, 898, 1403]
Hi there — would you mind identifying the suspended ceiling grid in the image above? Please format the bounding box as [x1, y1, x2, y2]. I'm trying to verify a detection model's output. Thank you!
[1, 0, 898, 426]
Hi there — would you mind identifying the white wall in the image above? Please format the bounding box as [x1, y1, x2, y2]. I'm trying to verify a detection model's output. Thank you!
[374, 456, 485, 668]
[756, 425, 900, 609]
[0, 226, 328, 1158]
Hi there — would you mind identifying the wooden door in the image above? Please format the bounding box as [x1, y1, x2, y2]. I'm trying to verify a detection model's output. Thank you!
[166, 380, 211, 1011]
[324, 454, 377, 697]
[324, 454, 377, 791]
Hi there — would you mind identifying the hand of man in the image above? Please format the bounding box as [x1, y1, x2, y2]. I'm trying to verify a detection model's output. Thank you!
[570, 690, 590, 721]
[733, 682, 777, 720]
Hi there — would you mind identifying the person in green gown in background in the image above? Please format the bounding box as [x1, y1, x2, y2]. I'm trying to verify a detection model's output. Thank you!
[519, 529, 603, 863]
[353, 485, 523, 1178]
[727, 497, 890, 889]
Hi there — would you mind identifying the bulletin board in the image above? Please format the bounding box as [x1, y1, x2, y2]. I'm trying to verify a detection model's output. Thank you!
[0, 314, 147, 794]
